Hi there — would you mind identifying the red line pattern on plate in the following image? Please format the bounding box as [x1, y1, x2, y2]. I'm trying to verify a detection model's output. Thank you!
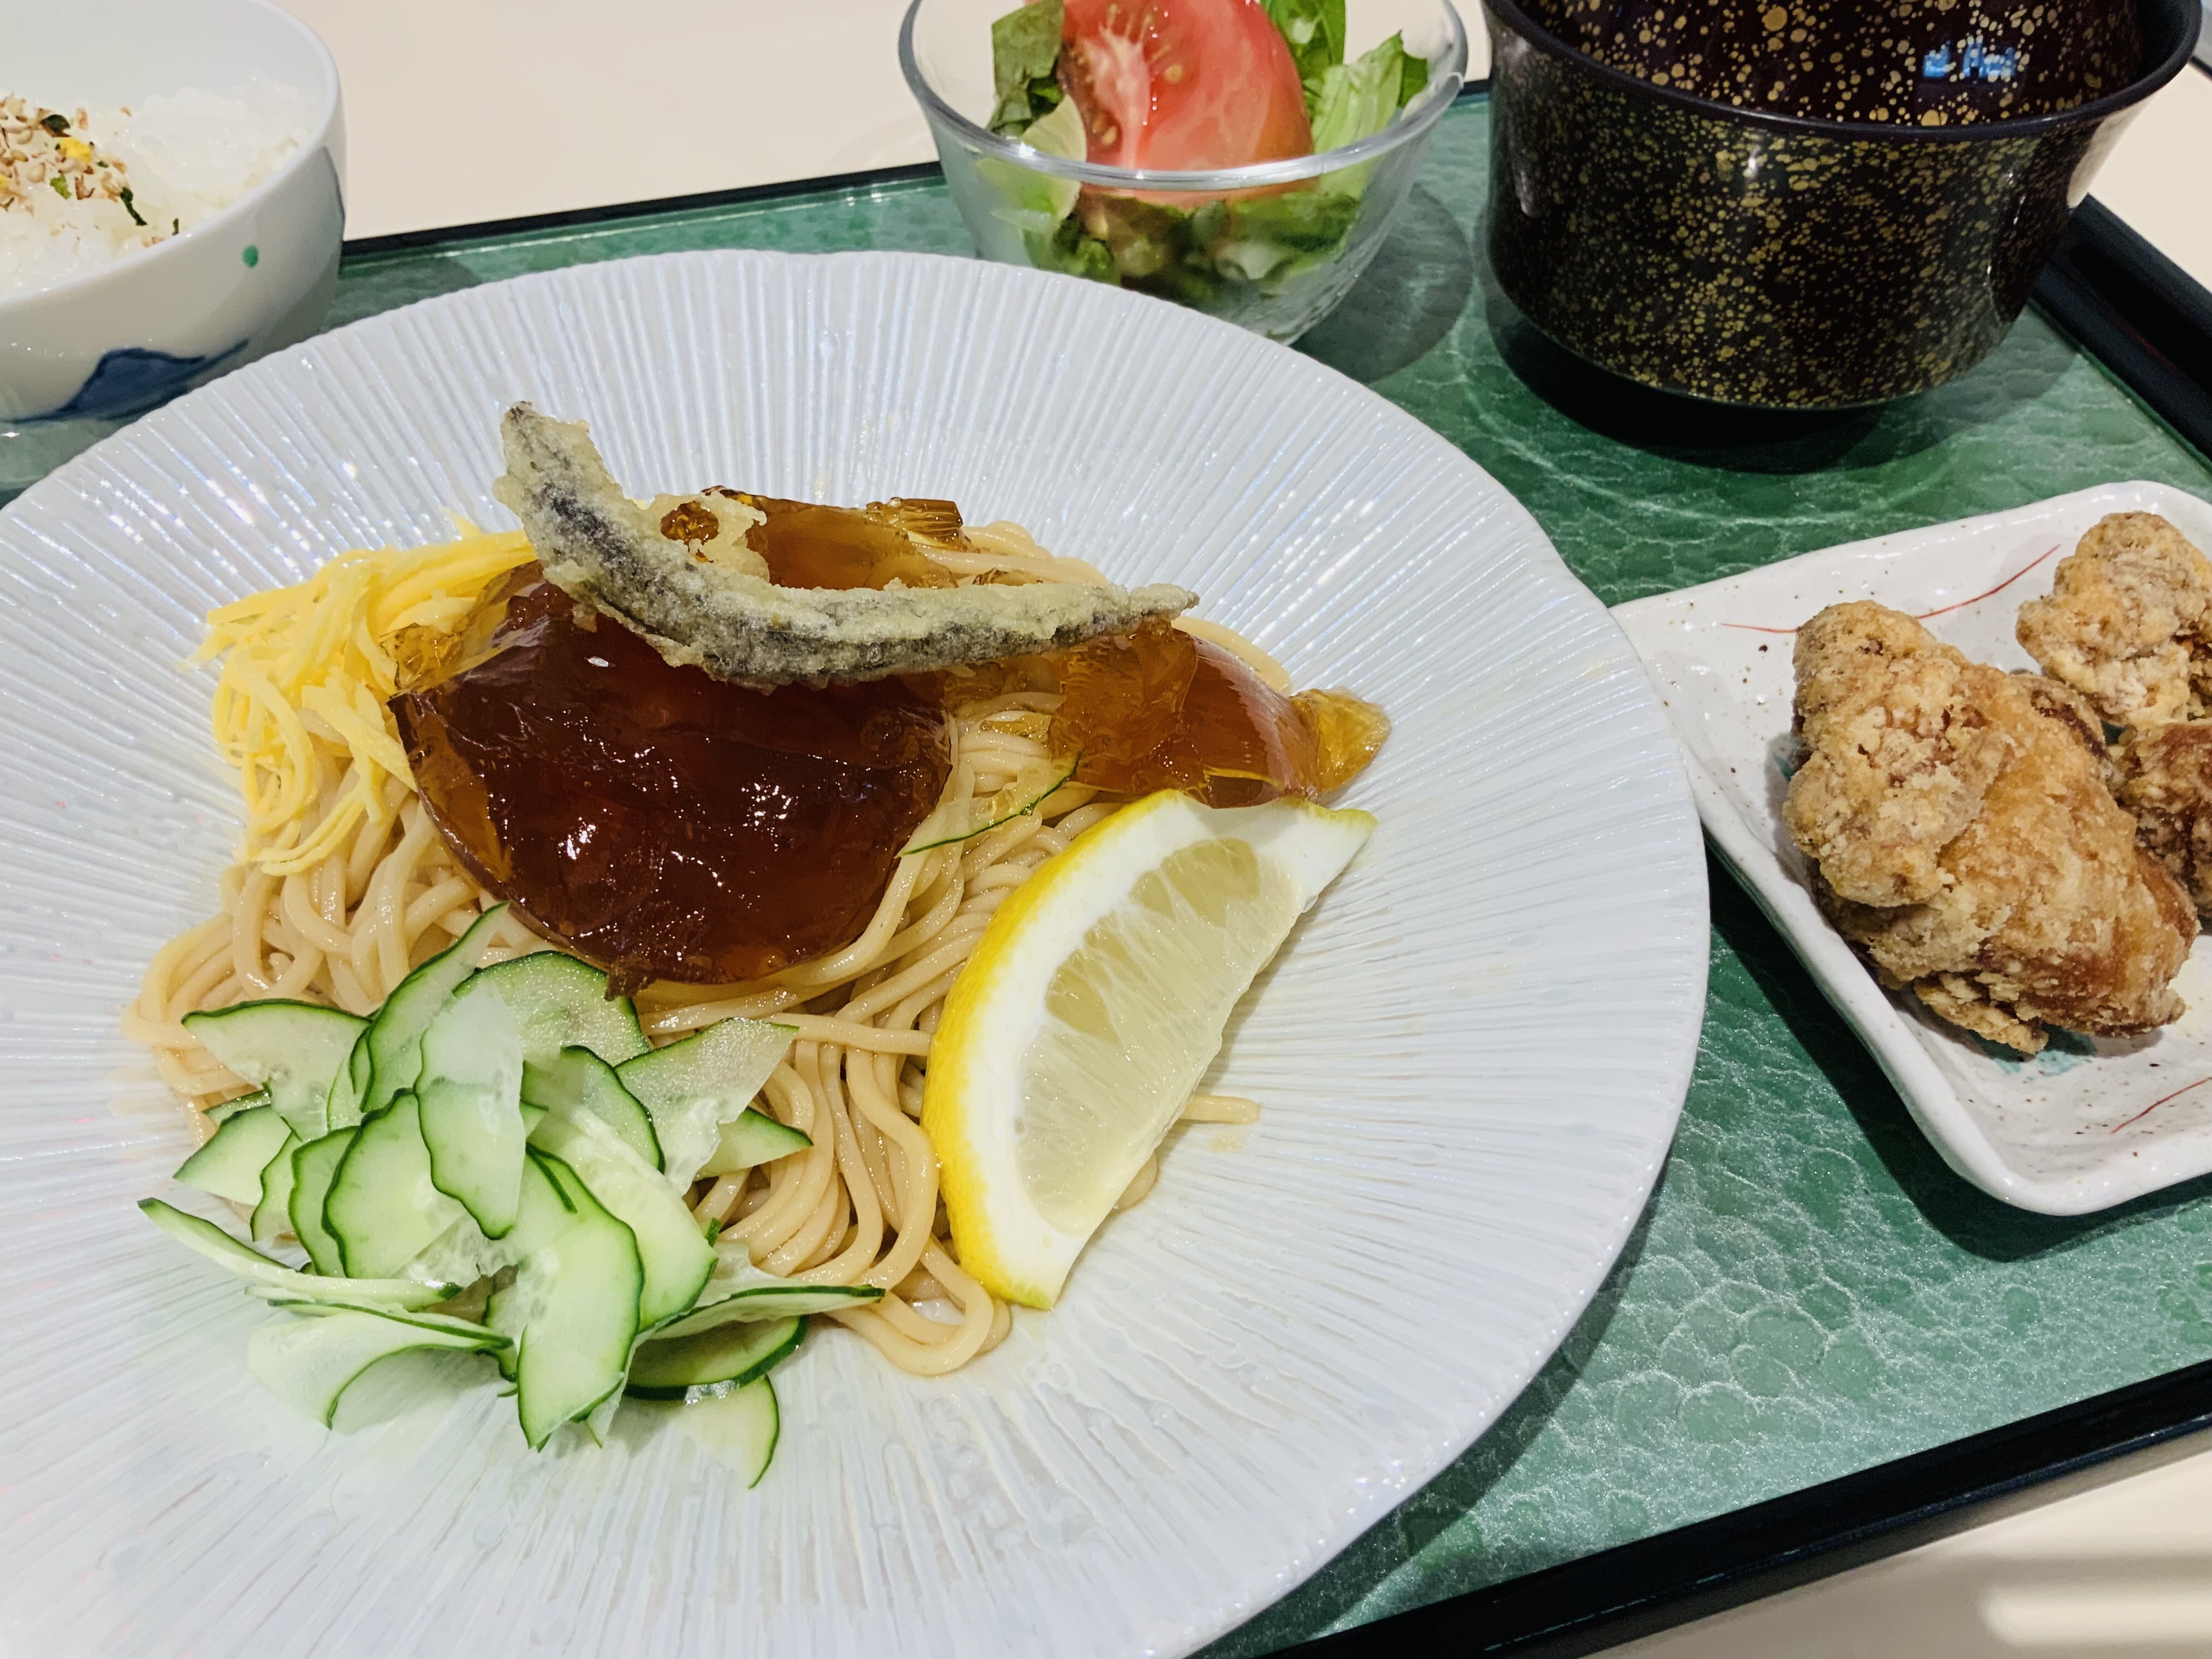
[2112, 1075, 2212, 1133]
[1718, 545, 2062, 635]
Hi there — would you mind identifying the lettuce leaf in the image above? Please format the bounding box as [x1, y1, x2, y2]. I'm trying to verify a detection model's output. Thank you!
[1263, 0, 1347, 84]
[980, 95, 1086, 234]
[1399, 41, 1431, 106]
[990, 0, 1066, 136]
[1308, 32, 1412, 155]
[1191, 189, 1359, 280]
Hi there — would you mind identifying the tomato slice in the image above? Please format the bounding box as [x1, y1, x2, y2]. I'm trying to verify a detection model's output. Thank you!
[1060, 0, 1313, 173]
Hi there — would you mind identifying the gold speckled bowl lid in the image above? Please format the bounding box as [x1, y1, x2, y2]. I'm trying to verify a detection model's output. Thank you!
[1522, 0, 2157, 129]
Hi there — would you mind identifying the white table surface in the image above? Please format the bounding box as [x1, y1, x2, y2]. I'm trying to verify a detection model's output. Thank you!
[268, 4, 2212, 1653]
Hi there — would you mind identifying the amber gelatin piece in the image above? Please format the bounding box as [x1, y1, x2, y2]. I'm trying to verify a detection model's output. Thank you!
[721, 491, 961, 592]
[1291, 688, 1393, 791]
[1049, 618, 1389, 805]
[391, 574, 950, 991]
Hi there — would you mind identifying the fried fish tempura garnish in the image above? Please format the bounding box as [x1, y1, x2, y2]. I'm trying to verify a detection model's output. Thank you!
[2016, 512, 2212, 729]
[493, 404, 1197, 688]
[1786, 602, 2194, 1055]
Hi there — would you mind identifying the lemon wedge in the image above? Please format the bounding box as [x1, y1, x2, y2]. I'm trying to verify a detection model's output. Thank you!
[923, 791, 1374, 1308]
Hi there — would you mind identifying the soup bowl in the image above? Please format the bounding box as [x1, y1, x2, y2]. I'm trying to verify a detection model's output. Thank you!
[1482, 0, 2200, 407]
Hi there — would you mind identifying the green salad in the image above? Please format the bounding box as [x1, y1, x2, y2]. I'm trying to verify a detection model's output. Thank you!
[979, 0, 1431, 308]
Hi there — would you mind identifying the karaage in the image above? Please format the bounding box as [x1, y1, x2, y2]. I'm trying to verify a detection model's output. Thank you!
[1786, 601, 2194, 1054]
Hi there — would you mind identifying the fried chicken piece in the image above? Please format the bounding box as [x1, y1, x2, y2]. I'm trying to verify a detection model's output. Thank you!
[2015, 671, 2121, 793]
[1786, 602, 2018, 908]
[2014, 513, 2212, 921]
[2119, 721, 2212, 914]
[1786, 601, 2194, 1054]
[2015, 512, 2212, 729]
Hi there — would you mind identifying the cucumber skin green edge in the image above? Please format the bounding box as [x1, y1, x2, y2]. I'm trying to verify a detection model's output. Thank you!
[415, 990, 527, 1240]
[357, 905, 508, 1122]
[616, 1016, 800, 1185]
[324, 1093, 448, 1279]
[521, 1045, 661, 1171]
[467, 952, 650, 1068]
[172, 1105, 292, 1205]
[650, 1282, 882, 1341]
[249, 1306, 507, 1427]
[527, 1107, 713, 1330]
[624, 1313, 804, 1400]
[751, 1377, 780, 1487]
[502, 1152, 645, 1449]
[289, 1127, 357, 1276]
[205, 1087, 269, 1125]
[182, 998, 366, 1141]
[251, 1130, 301, 1243]
[136, 1199, 459, 1308]
[325, 1028, 373, 1133]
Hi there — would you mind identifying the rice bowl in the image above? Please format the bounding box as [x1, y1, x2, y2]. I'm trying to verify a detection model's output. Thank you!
[0, 0, 342, 490]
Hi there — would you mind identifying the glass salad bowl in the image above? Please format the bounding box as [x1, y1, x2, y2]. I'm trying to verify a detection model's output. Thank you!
[901, 0, 1469, 342]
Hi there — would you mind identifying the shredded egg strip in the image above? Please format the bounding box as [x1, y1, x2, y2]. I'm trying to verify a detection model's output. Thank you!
[194, 529, 534, 875]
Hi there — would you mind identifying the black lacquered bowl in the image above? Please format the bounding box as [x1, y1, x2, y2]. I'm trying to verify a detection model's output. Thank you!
[1482, 0, 2201, 408]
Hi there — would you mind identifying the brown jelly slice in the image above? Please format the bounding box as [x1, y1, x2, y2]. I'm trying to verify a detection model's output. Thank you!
[1047, 617, 1387, 806]
[719, 492, 961, 592]
[391, 573, 949, 991]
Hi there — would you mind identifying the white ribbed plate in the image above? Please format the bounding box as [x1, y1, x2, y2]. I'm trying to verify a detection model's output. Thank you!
[0, 250, 1706, 1659]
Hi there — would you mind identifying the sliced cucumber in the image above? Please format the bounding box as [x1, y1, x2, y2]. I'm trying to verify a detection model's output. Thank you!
[657, 1239, 884, 1339]
[416, 988, 526, 1239]
[617, 1018, 796, 1189]
[652, 1282, 881, 1340]
[665, 1376, 780, 1487]
[626, 1314, 802, 1401]
[400, 1213, 520, 1290]
[248, 1304, 507, 1426]
[582, 1387, 623, 1448]
[325, 1028, 373, 1133]
[138, 1198, 458, 1310]
[482, 1150, 577, 1384]
[523, 1045, 660, 1170]
[181, 999, 368, 1141]
[173, 1104, 292, 1205]
[205, 1088, 269, 1125]
[528, 1107, 713, 1330]
[260, 1296, 501, 1333]
[326, 1094, 464, 1279]
[464, 951, 649, 1068]
[489, 1151, 644, 1449]
[903, 753, 1077, 855]
[697, 1108, 811, 1179]
[288, 1127, 357, 1276]
[251, 1130, 301, 1243]
[358, 905, 507, 1122]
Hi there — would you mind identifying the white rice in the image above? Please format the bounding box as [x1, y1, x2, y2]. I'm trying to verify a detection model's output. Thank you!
[0, 78, 310, 297]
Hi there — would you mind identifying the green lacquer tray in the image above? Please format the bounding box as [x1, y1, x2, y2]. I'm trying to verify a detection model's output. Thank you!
[311, 91, 2212, 1657]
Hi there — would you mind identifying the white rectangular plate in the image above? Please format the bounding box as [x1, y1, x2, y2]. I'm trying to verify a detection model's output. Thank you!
[1615, 481, 2212, 1215]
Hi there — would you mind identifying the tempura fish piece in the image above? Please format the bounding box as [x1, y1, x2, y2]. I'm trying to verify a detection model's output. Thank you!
[494, 404, 1197, 688]
[2016, 512, 2212, 729]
